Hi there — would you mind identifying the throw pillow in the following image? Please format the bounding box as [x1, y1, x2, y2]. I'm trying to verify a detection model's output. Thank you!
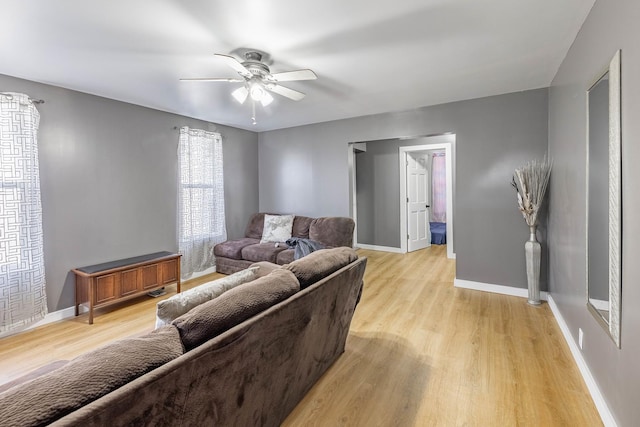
[260, 214, 294, 243]
[155, 266, 259, 328]
[172, 268, 300, 351]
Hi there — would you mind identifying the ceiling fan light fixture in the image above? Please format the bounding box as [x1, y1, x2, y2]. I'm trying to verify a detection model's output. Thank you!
[260, 91, 274, 107]
[231, 86, 248, 104]
[249, 81, 265, 102]
[185, 49, 314, 123]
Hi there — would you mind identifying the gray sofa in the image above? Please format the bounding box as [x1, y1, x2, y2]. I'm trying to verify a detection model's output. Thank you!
[214, 212, 355, 274]
[0, 247, 367, 427]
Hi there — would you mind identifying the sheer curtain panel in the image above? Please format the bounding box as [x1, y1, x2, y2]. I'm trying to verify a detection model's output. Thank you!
[431, 153, 447, 223]
[0, 92, 47, 333]
[178, 126, 226, 279]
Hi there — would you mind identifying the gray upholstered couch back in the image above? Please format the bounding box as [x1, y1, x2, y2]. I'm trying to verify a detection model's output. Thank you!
[244, 213, 354, 247]
[50, 257, 367, 426]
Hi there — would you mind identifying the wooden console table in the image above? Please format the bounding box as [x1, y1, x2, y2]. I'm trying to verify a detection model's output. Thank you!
[73, 251, 181, 324]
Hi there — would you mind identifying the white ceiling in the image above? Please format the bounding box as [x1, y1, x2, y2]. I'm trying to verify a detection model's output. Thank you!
[1, 0, 594, 132]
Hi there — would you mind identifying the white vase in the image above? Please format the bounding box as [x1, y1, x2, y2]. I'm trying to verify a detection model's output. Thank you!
[525, 225, 541, 305]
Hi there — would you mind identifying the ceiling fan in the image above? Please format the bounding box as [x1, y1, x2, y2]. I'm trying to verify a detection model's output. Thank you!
[181, 50, 317, 123]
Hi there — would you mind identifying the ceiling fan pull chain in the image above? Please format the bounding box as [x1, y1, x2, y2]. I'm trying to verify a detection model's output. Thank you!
[251, 100, 257, 125]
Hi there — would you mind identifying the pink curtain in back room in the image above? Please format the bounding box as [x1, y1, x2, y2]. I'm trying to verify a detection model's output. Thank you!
[431, 153, 446, 223]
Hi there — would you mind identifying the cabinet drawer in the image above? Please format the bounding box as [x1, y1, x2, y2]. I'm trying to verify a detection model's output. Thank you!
[141, 264, 160, 290]
[120, 268, 139, 296]
[161, 259, 178, 284]
[95, 274, 117, 304]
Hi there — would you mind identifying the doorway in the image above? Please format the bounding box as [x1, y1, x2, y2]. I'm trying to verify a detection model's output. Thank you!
[348, 134, 455, 259]
[399, 136, 455, 259]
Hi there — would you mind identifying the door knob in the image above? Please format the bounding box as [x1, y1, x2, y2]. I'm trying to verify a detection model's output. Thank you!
[426, 205, 430, 208]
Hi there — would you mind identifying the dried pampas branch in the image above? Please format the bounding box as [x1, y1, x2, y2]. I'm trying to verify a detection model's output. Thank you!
[511, 157, 552, 226]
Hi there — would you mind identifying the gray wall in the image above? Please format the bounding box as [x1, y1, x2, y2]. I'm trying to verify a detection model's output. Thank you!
[0, 74, 259, 312]
[355, 149, 375, 245]
[259, 88, 549, 290]
[548, 0, 640, 425]
[355, 139, 404, 248]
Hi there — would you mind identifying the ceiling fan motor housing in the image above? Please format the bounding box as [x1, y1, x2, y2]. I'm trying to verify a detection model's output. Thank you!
[242, 51, 270, 78]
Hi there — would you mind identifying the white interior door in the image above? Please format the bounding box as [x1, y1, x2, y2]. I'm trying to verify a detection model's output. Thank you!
[407, 153, 431, 252]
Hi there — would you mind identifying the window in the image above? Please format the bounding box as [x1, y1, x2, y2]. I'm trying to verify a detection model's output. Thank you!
[177, 126, 226, 278]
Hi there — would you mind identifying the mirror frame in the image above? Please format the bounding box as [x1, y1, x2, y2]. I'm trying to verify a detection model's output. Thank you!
[586, 49, 622, 348]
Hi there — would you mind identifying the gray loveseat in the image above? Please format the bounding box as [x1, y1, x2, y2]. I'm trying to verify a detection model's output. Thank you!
[0, 247, 367, 427]
[214, 213, 355, 274]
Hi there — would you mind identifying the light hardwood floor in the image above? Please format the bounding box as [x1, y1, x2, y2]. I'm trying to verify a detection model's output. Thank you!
[0, 272, 221, 386]
[283, 246, 602, 426]
[0, 246, 601, 426]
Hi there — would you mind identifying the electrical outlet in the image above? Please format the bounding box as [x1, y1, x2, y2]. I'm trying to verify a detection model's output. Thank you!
[579, 328, 584, 350]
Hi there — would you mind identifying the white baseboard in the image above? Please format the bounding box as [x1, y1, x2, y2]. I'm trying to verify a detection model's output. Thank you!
[0, 280, 191, 340]
[0, 305, 82, 339]
[355, 243, 404, 253]
[547, 295, 617, 427]
[453, 278, 549, 301]
[356, 243, 455, 258]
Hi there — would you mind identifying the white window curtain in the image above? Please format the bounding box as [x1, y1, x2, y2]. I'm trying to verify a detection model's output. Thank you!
[0, 92, 47, 333]
[431, 152, 447, 223]
[178, 126, 226, 279]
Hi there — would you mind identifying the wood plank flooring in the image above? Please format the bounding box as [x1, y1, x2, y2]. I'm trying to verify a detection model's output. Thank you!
[283, 246, 602, 426]
[0, 246, 602, 426]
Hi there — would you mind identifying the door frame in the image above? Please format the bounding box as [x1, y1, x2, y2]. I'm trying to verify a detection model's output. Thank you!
[399, 137, 455, 259]
[347, 142, 368, 249]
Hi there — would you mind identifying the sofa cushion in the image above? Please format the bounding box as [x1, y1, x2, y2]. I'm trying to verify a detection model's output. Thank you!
[292, 215, 313, 239]
[173, 269, 300, 351]
[241, 242, 287, 263]
[284, 247, 358, 289]
[214, 237, 260, 260]
[276, 248, 295, 265]
[244, 212, 266, 239]
[244, 213, 313, 240]
[309, 217, 355, 248]
[261, 214, 294, 243]
[0, 326, 183, 427]
[155, 267, 259, 328]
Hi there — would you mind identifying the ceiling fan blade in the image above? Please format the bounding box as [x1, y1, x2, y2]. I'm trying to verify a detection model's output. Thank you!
[267, 84, 306, 101]
[180, 77, 244, 82]
[214, 54, 252, 78]
[270, 69, 317, 82]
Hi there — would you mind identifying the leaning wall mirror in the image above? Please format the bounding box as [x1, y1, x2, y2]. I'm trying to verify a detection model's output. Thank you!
[586, 49, 621, 348]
